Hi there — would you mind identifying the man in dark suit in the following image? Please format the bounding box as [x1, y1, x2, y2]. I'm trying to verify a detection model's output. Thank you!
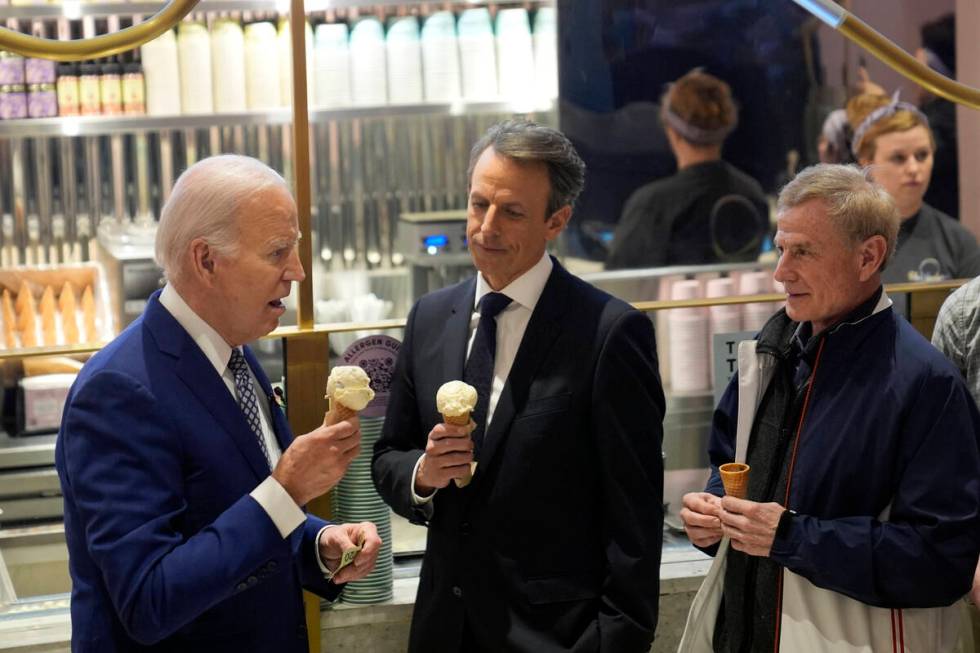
[373, 120, 665, 652]
[56, 155, 380, 652]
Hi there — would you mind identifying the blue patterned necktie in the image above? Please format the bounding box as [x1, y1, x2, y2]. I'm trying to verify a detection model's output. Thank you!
[229, 348, 272, 470]
[464, 292, 512, 456]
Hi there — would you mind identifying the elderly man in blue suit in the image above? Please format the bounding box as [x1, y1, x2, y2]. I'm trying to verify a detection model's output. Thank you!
[55, 155, 380, 652]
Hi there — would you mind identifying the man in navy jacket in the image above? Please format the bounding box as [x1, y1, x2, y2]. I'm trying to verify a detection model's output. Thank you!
[681, 164, 980, 652]
[56, 155, 380, 652]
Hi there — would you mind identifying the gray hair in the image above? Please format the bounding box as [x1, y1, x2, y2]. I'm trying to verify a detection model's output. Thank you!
[466, 119, 586, 218]
[777, 163, 899, 270]
[155, 155, 289, 283]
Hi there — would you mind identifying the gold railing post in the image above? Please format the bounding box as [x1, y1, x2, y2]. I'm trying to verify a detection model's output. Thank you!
[284, 332, 330, 653]
[286, 0, 322, 649]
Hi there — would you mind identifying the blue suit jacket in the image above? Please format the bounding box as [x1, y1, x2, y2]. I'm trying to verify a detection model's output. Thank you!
[55, 291, 338, 652]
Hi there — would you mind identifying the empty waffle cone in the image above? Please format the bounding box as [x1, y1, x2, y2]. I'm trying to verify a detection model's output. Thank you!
[81, 285, 97, 343]
[1, 289, 15, 348]
[719, 462, 750, 499]
[40, 285, 56, 346]
[59, 282, 79, 345]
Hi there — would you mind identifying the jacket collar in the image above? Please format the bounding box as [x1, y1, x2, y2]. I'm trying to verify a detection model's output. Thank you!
[143, 291, 280, 480]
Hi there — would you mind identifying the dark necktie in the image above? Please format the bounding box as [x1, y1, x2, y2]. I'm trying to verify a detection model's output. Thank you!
[229, 348, 273, 470]
[463, 292, 512, 455]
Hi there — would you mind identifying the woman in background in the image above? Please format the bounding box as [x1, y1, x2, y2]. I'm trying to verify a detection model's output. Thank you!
[848, 93, 980, 283]
[606, 69, 768, 269]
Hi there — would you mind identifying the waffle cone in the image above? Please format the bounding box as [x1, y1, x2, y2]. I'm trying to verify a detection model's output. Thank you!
[719, 462, 750, 499]
[323, 397, 357, 426]
[442, 411, 470, 426]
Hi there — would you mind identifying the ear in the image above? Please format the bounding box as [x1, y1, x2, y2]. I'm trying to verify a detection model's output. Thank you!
[857, 235, 887, 282]
[544, 205, 572, 242]
[189, 238, 219, 286]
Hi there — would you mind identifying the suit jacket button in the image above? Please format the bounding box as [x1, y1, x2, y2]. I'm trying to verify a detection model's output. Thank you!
[236, 582, 247, 591]
[247, 576, 258, 585]
[452, 586, 463, 598]
[460, 522, 470, 535]
[269, 561, 278, 571]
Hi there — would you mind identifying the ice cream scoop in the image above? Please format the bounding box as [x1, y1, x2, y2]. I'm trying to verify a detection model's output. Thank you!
[436, 380, 478, 488]
[436, 380, 477, 424]
[324, 365, 375, 425]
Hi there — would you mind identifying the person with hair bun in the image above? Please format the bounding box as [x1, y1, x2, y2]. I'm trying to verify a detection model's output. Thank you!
[606, 69, 768, 269]
[847, 92, 980, 284]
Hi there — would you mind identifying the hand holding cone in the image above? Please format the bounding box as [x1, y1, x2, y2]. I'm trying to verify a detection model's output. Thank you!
[436, 381, 478, 488]
[719, 462, 750, 499]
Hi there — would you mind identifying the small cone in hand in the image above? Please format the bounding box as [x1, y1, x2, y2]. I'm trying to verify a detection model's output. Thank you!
[323, 365, 375, 426]
[436, 381, 478, 488]
[719, 462, 750, 499]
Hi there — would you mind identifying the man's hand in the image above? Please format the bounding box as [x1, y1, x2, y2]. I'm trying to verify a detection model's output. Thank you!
[680, 492, 724, 548]
[719, 496, 785, 557]
[318, 521, 381, 585]
[272, 417, 361, 506]
[414, 422, 474, 495]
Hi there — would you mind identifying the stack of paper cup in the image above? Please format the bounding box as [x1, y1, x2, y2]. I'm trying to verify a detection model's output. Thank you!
[668, 279, 709, 393]
[533, 7, 559, 100]
[740, 271, 778, 332]
[386, 16, 424, 105]
[177, 21, 213, 114]
[141, 28, 181, 116]
[421, 11, 461, 103]
[314, 22, 351, 108]
[495, 8, 535, 102]
[210, 19, 246, 112]
[457, 8, 497, 101]
[277, 18, 314, 109]
[349, 17, 388, 106]
[706, 277, 741, 389]
[244, 21, 281, 110]
[333, 416, 393, 604]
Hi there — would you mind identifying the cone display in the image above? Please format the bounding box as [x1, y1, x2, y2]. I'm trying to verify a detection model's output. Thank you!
[719, 462, 750, 499]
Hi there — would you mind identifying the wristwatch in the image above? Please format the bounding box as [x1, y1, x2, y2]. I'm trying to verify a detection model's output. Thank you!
[775, 508, 798, 541]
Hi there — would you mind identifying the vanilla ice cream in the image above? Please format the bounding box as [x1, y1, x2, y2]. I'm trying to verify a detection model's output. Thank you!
[436, 380, 477, 419]
[325, 365, 375, 411]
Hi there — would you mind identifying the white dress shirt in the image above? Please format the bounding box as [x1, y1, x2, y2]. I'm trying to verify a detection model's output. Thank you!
[412, 252, 553, 503]
[159, 285, 305, 538]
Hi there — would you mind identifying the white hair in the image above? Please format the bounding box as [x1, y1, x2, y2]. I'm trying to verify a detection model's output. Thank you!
[154, 155, 289, 284]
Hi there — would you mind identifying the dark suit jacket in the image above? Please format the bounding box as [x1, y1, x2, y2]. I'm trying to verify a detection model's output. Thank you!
[372, 260, 665, 652]
[55, 291, 338, 652]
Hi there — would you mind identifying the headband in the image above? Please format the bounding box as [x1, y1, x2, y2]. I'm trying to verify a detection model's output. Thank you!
[662, 105, 735, 146]
[851, 91, 930, 157]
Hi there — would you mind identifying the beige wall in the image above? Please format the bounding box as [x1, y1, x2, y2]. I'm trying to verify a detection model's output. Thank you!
[817, 0, 954, 99]
[957, 0, 980, 237]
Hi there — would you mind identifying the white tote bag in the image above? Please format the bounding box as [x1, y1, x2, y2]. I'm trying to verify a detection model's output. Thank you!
[677, 341, 762, 652]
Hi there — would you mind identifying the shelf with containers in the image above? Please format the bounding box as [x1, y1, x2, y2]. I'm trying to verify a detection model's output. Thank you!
[0, 1, 560, 334]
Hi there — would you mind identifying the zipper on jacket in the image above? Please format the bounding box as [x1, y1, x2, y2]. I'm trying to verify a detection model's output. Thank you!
[772, 337, 826, 651]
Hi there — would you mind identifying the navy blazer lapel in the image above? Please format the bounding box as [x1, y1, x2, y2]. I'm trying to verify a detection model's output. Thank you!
[443, 278, 477, 383]
[472, 260, 570, 487]
[244, 346, 294, 452]
[144, 293, 272, 481]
